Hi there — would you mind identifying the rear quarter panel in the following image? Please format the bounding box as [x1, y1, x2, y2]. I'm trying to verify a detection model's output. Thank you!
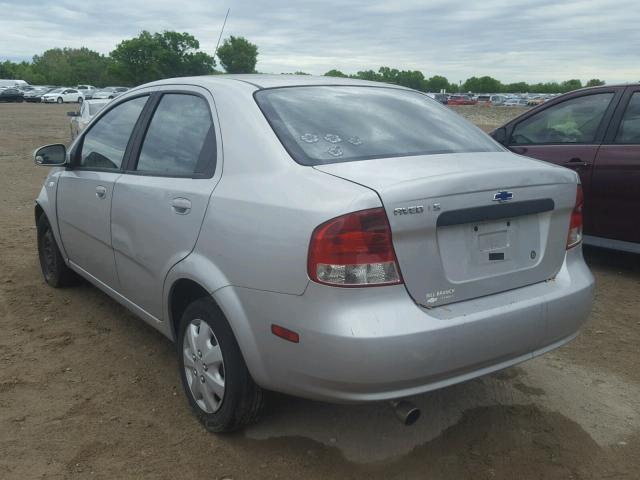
[188, 82, 382, 296]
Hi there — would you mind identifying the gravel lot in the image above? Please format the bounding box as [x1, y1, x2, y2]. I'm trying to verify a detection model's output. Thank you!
[1, 103, 638, 479]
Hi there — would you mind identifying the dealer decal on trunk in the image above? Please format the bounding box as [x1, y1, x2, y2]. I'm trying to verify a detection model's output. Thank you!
[426, 288, 456, 304]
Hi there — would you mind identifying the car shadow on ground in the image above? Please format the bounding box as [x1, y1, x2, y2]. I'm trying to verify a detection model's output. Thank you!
[583, 245, 640, 276]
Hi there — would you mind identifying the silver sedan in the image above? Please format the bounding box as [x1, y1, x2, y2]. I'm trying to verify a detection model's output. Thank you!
[32, 75, 594, 432]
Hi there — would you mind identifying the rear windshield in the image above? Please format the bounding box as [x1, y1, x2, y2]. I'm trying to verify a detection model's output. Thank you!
[255, 86, 500, 165]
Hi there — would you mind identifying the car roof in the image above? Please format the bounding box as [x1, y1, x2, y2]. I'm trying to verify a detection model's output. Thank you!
[141, 74, 411, 92]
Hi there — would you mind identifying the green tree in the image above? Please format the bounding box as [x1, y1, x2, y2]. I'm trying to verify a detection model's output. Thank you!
[463, 75, 502, 93]
[324, 69, 348, 77]
[389, 69, 427, 91]
[216, 36, 258, 74]
[0, 60, 45, 84]
[503, 82, 530, 93]
[586, 78, 605, 87]
[110, 31, 216, 85]
[32, 47, 112, 86]
[353, 69, 381, 82]
[529, 82, 561, 94]
[425, 75, 452, 92]
[560, 79, 582, 92]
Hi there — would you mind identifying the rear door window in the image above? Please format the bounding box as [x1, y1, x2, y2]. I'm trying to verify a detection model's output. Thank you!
[255, 86, 500, 165]
[511, 93, 614, 145]
[135, 93, 214, 176]
[614, 92, 640, 144]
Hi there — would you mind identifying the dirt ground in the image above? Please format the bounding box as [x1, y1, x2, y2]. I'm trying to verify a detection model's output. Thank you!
[1, 103, 638, 479]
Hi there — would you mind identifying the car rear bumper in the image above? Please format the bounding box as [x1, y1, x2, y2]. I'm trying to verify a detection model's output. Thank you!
[216, 246, 594, 403]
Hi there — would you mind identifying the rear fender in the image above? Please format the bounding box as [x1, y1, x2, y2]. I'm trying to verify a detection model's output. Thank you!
[162, 253, 269, 381]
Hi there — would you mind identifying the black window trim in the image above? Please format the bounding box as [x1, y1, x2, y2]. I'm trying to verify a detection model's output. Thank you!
[122, 90, 217, 179]
[603, 86, 640, 145]
[69, 92, 154, 173]
[507, 89, 624, 147]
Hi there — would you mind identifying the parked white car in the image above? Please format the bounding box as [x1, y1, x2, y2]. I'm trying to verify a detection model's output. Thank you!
[41, 88, 84, 104]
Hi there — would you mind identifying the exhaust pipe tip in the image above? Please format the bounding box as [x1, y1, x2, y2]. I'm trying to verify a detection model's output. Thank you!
[390, 400, 421, 426]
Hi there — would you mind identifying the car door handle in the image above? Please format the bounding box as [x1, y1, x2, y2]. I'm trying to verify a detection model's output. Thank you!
[564, 157, 590, 167]
[171, 198, 192, 215]
[95, 185, 107, 199]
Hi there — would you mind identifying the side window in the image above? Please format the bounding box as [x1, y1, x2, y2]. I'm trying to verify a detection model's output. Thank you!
[615, 92, 640, 144]
[80, 96, 148, 169]
[135, 94, 214, 176]
[511, 93, 614, 145]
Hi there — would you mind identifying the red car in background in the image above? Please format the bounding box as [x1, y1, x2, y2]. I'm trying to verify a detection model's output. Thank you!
[491, 83, 640, 253]
[447, 95, 478, 106]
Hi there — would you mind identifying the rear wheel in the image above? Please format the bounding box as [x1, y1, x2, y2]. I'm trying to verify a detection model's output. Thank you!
[37, 215, 79, 287]
[77, 97, 83, 104]
[56, 97, 63, 104]
[177, 297, 264, 432]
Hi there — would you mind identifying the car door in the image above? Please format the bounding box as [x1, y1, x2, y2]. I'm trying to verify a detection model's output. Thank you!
[110, 88, 221, 320]
[68, 89, 80, 102]
[57, 95, 150, 288]
[589, 87, 640, 245]
[503, 90, 621, 235]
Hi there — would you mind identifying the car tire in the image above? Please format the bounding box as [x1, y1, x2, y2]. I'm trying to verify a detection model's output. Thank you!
[177, 297, 264, 433]
[37, 215, 80, 288]
[77, 97, 83, 104]
[56, 97, 63, 104]
[108, 96, 114, 99]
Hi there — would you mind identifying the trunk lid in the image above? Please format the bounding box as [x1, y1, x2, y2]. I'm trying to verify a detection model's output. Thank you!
[315, 151, 578, 307]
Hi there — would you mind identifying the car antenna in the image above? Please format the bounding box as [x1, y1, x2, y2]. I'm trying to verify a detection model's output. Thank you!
[213, 8, 230, 63]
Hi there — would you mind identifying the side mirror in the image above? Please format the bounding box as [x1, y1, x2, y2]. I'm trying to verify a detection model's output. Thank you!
[34, 144, 67, 166]
[492, 127, 508, 145]
[67, 111, 79, 117]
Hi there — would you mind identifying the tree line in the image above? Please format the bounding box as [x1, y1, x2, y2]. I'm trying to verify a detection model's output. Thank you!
[323, 69, 605, 93]
[0, 32, 258, 87]
[0, 30, 604, 93]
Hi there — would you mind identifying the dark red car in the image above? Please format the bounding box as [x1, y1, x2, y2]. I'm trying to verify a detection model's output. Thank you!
[447, 95, 477, 106]
[491, 84, 640, 253]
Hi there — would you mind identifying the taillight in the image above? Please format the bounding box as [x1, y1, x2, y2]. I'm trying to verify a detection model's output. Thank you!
[308, 208, 403, 287]
[566, 184, 583, 249]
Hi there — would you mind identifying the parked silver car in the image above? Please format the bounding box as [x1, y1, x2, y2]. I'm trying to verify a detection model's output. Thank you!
[33, 75, 594, 432]
[91, 86, 129, 99]
[76, 84, 98, 99]
[67, 99, 110, 140]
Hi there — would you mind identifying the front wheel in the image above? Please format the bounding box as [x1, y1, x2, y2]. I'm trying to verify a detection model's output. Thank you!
[77, 97, 83, 104]
[177, 298, 264, 432]
[37, 215, 79, 287]
[56, 97, 63, 104]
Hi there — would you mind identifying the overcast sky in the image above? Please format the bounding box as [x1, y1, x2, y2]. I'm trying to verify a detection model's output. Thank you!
[1, 0, 639, 83]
